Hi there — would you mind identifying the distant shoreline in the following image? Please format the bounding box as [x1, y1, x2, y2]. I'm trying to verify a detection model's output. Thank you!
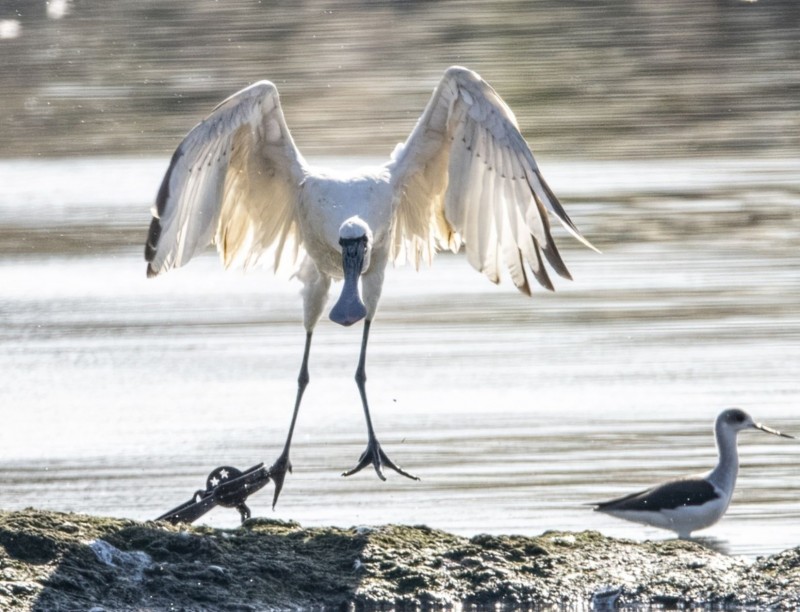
[1, 1, 798, 159]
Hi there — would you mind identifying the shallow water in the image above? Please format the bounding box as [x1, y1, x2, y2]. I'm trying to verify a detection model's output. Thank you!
[0, 156, 798, 561]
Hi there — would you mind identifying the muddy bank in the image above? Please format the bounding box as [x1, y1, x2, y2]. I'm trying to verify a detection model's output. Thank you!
[1, 509, 799, 611]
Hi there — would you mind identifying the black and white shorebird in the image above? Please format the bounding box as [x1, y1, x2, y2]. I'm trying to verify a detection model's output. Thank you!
[592, 408, 795, 539]
[144, 66, 596, 507]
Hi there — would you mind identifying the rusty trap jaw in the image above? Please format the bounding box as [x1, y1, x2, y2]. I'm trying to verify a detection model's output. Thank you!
[156, 463, 272, 525]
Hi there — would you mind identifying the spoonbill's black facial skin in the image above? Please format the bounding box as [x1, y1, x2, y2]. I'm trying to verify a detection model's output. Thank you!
[330, 235, 369, 327]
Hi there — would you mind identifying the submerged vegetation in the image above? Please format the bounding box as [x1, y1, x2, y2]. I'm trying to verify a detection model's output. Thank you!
[2, 509, 800, 610]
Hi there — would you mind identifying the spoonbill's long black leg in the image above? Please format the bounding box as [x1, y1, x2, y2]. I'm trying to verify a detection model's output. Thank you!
[342, 320, 419, 481]
[268, 331, 313, 507]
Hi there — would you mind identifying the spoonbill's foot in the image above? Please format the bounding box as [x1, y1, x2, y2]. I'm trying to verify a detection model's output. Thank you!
[342, 438, 419, 481]
[267, 451, 292, 509]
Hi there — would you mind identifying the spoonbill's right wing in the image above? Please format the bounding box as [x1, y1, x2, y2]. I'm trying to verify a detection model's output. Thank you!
[388, 66, 596, 295]
[145, 81, 309, 277]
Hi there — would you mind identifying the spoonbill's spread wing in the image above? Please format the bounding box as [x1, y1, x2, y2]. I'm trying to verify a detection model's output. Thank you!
[388, 66, 596, 294]
[145, 81, 308, 277]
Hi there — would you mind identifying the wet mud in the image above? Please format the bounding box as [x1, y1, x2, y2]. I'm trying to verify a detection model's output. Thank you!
[1, 509, 799, 610]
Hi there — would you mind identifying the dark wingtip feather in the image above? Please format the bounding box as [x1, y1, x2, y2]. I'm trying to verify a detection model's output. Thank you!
[529, 236, 555, 292]
[537, 170, 579, 233]
[542, 240, 572, 281]
[514, 248, 532, 296]
[538, 171, 601, 253]
[144, 146, 181, 270]
[155, 146, 184, 216]
[144, 216, 162, 262]
[592, 489, 647, 512]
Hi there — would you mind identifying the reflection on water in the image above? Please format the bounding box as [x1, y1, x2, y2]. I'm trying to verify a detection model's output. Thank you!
[0, 156, 798, 561]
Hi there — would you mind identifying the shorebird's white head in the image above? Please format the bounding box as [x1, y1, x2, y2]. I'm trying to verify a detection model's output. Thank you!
[717, 408, 795, 439]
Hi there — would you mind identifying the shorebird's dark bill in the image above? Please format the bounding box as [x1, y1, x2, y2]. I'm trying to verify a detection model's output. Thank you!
[756, 423, 796, 439]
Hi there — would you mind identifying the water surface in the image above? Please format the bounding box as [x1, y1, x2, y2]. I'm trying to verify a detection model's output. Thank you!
[0, 156, 798, 561]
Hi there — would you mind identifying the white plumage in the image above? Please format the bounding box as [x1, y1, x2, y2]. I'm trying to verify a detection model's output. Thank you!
[145, 66, 596, 506]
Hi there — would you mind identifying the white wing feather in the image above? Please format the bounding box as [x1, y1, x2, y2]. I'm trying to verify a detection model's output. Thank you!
[388, 66, 596, 294]
[145, 81, 308, 277]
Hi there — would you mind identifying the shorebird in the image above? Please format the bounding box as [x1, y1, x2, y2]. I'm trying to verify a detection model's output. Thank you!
[144, 66, 596, 507]
[592, 408, 795, 538]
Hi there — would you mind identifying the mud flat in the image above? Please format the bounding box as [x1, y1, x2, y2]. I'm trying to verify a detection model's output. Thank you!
[1, 509, 799, 610]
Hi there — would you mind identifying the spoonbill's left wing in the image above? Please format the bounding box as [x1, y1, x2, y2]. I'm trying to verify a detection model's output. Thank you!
[388, 66, 596, 295]
[145, 80, 308, 277]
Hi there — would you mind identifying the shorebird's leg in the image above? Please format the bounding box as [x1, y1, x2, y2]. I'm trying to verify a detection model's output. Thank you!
[342, 320, 419, 481]
[268, 331, 313, 508]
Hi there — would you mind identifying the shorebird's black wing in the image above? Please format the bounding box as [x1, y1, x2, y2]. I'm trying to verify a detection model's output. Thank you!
[594, 478, 721, 512]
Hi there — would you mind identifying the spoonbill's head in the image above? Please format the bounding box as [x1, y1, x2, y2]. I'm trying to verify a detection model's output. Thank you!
[329, 216, 373, 327]
[717, 408, 795, 439]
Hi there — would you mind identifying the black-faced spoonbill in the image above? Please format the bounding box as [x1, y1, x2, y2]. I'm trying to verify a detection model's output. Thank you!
[145, 66, 597, 507]
[592, 408, 795, 538]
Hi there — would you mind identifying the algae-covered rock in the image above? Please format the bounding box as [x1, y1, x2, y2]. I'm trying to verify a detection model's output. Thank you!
[1, 509, 799, 610]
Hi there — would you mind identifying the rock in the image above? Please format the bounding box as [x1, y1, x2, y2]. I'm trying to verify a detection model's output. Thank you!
[0, 509, 799, 610]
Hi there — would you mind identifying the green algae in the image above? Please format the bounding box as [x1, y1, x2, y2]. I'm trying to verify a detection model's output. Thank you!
[1, 509, 799, 611]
